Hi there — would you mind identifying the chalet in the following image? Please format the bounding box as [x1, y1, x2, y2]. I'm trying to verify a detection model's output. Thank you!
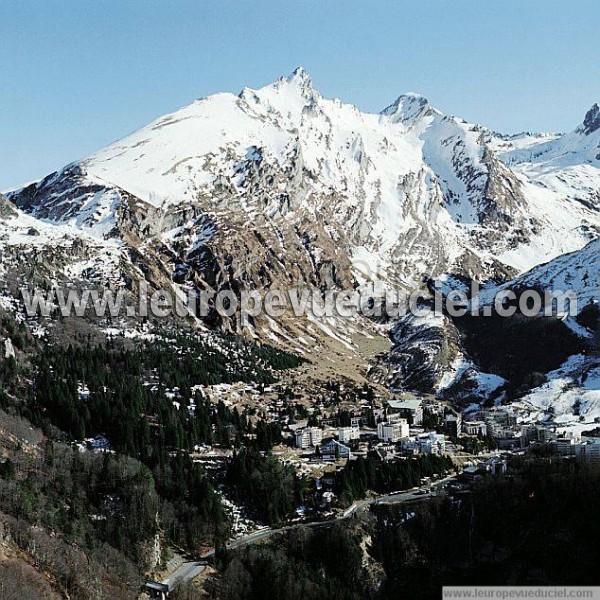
[89, 435, 110, 451]
[370, 445, 397, 462]
[461, 465, 483, 482]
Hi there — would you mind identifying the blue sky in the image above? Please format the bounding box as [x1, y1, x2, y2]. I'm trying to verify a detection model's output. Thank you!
[1, 0, 598, 189]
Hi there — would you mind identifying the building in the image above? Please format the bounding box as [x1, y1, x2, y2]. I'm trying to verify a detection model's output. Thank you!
[145, 581, 169, 599]
[520, 424, 538, 447]
[481, 456, 507, 475]
[320, 491, 336, 508]
[89, 435, 110, 451]
[520, 423, 556, 447]
[402, 432, 446, 455]
[321, 439, 352, 460]
[576, 435, 600, 463]
[418, 432, 446, 455]
[552, 436, 576, 456]
[494, 433, 521, 451]
[295, 427, 323, 449]
[578, 442, 600, 463]
[463, 421, 487, 437]
[423, 397, 445, 415]
[76, 434, 111, 453]
[482, 408, 517, 436]
[338, 425, 360, 443]
[371, 445, 397, 462]
[444, 413, 462, 437]
[350, 416, 363, 428]
[377, 419, 409, 443]
[387, 398, 423, 426]
[461, 465, 482, 481]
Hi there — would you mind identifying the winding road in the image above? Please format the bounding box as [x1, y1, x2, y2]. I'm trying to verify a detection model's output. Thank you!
[162, 473, 457, 589]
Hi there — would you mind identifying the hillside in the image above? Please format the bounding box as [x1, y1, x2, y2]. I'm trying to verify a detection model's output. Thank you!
[1, 68, 598, 411]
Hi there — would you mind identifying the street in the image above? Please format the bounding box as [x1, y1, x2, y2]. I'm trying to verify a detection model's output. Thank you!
[163, 472, 457, 589]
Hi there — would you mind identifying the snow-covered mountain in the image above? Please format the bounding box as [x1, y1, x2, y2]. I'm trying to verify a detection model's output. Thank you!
[3, 69, 599, 368]
[478, 236, 600, 313]
[373, 238, 598, 424]
[9, 69, 599, 275]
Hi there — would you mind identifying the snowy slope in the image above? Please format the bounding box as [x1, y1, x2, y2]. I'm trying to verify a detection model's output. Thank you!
[518, 354, 600, 427]
[9, 69, 599, 291]
[500, 103, 600, 169]
[3, 69, 599, 366]
[80, 76, 599, 277]
[375, 235, 598, 402]
[493, 104, 600, 269]
[478, 237, 600, 313]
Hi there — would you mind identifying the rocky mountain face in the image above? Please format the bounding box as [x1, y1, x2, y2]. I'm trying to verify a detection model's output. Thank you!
[373, 237, 598, 423]
[2, 68, 599, 387]
[581, 103, 600, 136]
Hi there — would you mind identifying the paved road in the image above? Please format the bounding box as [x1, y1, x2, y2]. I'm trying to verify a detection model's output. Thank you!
[162, 559, 208, 587]
[163, 473, 456, 588]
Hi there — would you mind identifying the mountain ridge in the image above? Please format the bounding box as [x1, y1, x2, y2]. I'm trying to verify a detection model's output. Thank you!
[2, 69, 599, 375]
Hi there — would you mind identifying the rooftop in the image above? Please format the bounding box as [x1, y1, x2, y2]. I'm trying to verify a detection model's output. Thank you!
[388, 399, 422, 410]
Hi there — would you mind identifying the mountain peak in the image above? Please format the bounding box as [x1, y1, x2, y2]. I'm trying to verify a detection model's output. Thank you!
[280, 66, 317, 99]
[239, 67, 318, 107]
[580, 103, 600, 135]
[287, 66, 312, 85]
[381, 93, 433, 125]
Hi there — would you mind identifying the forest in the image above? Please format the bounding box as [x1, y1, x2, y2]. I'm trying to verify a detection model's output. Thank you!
[203, 457, 600, 600]
[0, 320, 304, 596]
[334, 453, 454, 505]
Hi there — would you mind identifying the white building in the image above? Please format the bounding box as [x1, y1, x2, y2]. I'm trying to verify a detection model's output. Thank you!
[338, 425, 360, 443]
[377, 419, 409, 443]
[402, 432, 446, 455]
[464, 420, 487, 437]
[295, 427, 323, 449]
